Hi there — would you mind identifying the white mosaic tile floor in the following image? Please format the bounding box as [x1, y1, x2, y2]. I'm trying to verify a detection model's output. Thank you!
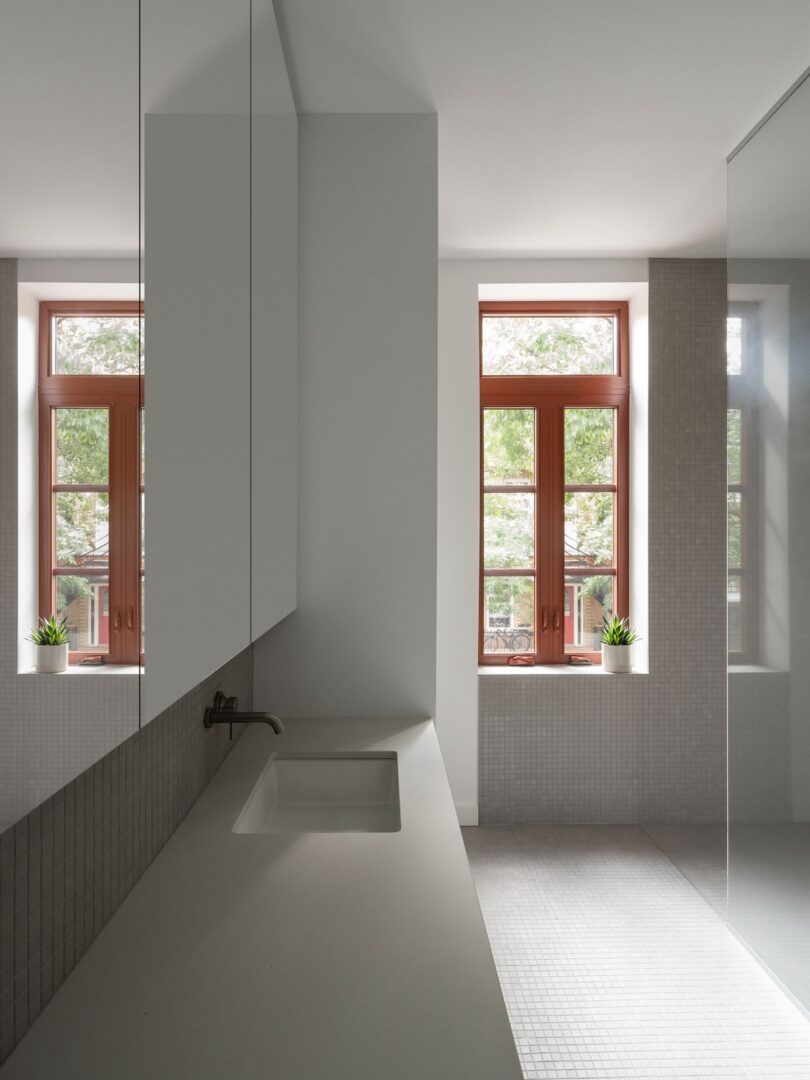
[463, 825, 810, 1079]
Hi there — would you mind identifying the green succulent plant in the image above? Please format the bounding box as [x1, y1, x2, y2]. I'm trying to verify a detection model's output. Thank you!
[28, 614, 70, 646]
[600, 614, 639, 647]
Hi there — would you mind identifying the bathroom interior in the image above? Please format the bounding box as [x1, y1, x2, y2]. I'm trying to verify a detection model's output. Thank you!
[1, 2, 810, 1077]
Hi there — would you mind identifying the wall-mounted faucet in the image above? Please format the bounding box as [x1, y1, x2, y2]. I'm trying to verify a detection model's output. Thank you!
[204, 691, 284, 740]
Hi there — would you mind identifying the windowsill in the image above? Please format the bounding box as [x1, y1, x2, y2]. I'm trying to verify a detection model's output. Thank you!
[18, 664, 141, 677]
[728, 664, 788, 676]
[479, 664, 648, 676]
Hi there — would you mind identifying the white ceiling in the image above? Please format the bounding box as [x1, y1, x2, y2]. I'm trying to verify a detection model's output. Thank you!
[2, 0, 810, 258]
[275, 0, 810, 258]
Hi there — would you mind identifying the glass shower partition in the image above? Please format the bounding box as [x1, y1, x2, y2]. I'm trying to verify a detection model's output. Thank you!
[727, 67, 810, 1009]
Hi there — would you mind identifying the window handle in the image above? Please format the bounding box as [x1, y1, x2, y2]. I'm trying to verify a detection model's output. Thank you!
[553, 606, 561, 632]
[113, 608, 122, 633]
[541, 606, 549, 632]
[126, 606, 135, 632]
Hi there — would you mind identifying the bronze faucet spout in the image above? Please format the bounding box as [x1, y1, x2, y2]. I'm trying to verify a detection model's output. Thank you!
[203, 692, 284, 739]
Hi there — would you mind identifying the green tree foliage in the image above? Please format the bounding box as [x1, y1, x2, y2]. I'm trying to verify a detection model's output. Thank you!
[564, 408, 613, 485]
[55, 409, 109, 577]
[56, 407, 108, 485]
[482, 315, 613, 375]
[727, 408, 743, 569]
[54, 316, 142, 375]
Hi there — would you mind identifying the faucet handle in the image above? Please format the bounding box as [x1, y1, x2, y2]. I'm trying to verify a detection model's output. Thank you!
[211, 691, 238, 713]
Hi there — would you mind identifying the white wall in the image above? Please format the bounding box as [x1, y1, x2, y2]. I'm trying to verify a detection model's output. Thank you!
[250, 113, 298, 639]
[16, 285, 38, 663]
[437, 259, 649, 823]
[253, 114, 438, 719]
[144, 115, 252, 721]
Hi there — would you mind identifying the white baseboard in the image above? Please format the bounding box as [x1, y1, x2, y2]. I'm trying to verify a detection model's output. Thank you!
[455, 803, 479, 826]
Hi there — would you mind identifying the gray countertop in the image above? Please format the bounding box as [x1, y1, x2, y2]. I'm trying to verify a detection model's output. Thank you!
[3, 718, 522, 1079]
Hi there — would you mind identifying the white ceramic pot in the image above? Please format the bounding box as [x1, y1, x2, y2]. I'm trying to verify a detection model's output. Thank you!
[602, 643, 632, 674]
[33, 643, 69, 674]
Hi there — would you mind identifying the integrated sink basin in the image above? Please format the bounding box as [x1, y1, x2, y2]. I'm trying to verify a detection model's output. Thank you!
[234, 752, 401, 833]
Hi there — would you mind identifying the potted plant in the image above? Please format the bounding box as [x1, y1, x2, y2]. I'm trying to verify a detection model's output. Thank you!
[28, 615, 70, 673]
[600, 614, 638, 674]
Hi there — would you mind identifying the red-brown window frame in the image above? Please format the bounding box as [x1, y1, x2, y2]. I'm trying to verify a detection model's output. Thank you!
[479, 300, 630, 665]
[38, 300, 144, 665]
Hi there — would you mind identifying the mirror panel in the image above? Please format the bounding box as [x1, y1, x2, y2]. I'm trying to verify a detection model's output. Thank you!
[727, 69, 810, 1009]
[1, 1, 140, 830]
[0, 0, 298, 831]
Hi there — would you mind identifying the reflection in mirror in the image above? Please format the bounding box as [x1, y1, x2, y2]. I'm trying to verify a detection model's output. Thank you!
[41, 301, 143, 668]
[1, 1, 140, 831]
[727, 67, 810, 1011]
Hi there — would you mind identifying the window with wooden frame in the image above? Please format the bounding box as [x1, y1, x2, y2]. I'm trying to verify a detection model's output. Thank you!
[479, 300, 630, 665]
[727, 303, 759, 664]
[38, 301, 144, 665]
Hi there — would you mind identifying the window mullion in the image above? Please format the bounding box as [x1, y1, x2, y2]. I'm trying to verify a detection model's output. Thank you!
[536, 402, 564, 662]
[109, 402, 124, 664]
[39, 401, 54, 620]
[111, 400, 141, 664]
[549, 402, 565, 662]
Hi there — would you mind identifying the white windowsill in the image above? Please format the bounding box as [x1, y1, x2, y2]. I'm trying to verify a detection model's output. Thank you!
[479, 665, 648, 676]
[18, 664, 141, 677]
[728, 664, 788, 676]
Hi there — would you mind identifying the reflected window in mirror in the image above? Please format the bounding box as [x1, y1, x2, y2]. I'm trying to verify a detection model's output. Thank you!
[38, 301, 144, 664]
[727, 304, 759, 664]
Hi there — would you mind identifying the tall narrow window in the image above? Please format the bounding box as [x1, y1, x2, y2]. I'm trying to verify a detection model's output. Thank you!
[727, 304, 759, 663]
[480, 301, 630, 665]
[39, 301, 144, 664]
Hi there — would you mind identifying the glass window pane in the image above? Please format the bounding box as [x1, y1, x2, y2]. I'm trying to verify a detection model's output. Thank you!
[727, 316, 742, 376]
[53, 315, 143, 374]
[728, 573, 742, 653]
[55, 492, 109, 568]
[564, 574, 613, 652]
[565, 408, 615, 484]
[483, 408, 534, 485]
[482, 315, 615, 375]
[728, 491, 743, 568]
[55, 408, 109, 485]
[484, 492, 534, 568]
[483, 577, 535, 654]
[728, 408, 742, 485]
[564, 492, 613, 567]
[56, 573, 110, 654]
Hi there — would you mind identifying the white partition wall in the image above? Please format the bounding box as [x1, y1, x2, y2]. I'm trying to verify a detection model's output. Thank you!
[143, 114, 252, 720]
[253, 114, 438, 720]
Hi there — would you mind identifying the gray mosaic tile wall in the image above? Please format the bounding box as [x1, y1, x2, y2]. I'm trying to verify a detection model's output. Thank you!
[0, 646, 252, 1066]
[480, 258, 728, 824]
